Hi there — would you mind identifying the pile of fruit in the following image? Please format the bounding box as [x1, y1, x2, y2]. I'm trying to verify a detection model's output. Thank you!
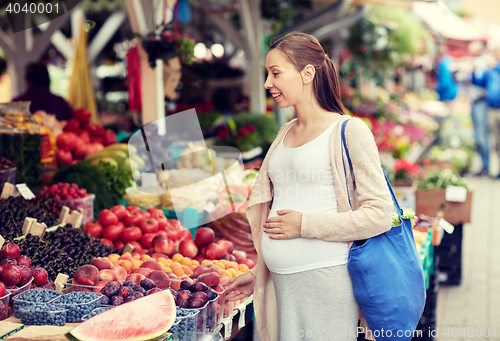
[98, 279, 163, 306]
[84, 143, 144, 180]
[38, 182, 90, 202]
[16, 225, 116, 281]
[0, 197, 60, 240]
[56, 108, 117, 166]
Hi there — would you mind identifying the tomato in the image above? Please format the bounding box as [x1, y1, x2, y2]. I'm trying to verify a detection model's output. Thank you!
[100, 238, 114, 247]
[111, 205, 127, 221]
[138, 219, 159, 234]
[116, 221, 126, 230]
[156, 230, 167, 237]
[138, 211, 151, 219]
[141, 233, 157, 249]
[123, 211, 143, 227]
[98, 209, 118, 227]
[126, 206, 142, 213]
[83, 222, 103, 238]
[121, 226, 143, 242]
[168, 219, 183, 231]
[114, 240, 125, 251]
[150, 210, 168, 229]
[103, 224, 124, 241]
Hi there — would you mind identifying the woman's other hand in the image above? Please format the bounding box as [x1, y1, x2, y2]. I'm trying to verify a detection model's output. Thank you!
[263, 209, 302, 240]
[224, 272, 256, 302]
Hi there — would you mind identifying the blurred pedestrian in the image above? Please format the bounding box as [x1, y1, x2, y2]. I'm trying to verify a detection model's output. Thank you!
[224, 32, 393, 341]
[472, 49, 500, 178]
[435, 44, 458, 103]
[13, 62, 73, 121]
[468, 41, 490, 176]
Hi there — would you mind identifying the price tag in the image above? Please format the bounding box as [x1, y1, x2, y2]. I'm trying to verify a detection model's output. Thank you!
[58, 206, 70, 225]
[0, 235, 4, 249]
[223, 318, 233, 340]
[16, 183, 35, 200]
[1, 182, 14, 199]
[238, 304, 246, 329]
[439, 218, 455, 234]
[31, 222, 47, 239]
[123, 243, 135, 253]
[445, 186, 467, 203]
[141, 173, 158, 187]
[54, 273, 69, 292]
[22, 217, 37, 235]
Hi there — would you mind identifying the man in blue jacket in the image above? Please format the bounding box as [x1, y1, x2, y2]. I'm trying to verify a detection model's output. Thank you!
[435, 45, 458, 102]
[473, 50, 500, 178]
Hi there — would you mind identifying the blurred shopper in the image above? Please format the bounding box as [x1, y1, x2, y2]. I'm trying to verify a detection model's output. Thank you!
[473, 49, 500, 178]
[468, 42, 490, 176]
[225, 32, 393, 341]
[13, 62, 73, 121]
[435, 44, 458, 102]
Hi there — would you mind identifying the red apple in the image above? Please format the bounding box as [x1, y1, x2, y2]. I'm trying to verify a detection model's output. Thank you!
[206, 243, 225, 260]
[217, 240, 234, 254]
[1, 242, 20, 259]
[178, 239, 198, 259]
[140, 233, 156, 250]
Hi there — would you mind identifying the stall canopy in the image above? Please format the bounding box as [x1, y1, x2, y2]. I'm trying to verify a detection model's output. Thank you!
[412, 1, 488, 42]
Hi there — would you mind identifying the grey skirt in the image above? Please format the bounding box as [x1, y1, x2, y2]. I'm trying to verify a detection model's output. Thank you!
[270, 264, 360, 341]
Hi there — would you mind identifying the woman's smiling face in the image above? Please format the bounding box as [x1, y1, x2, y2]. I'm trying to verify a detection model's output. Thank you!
[264, 49, 304, 109]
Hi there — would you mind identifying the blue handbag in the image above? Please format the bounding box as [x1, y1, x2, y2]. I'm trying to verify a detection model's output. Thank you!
[341, 119, 426, 341]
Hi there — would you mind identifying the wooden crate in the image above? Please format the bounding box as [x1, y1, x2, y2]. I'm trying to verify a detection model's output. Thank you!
[416, 189, 473, 225]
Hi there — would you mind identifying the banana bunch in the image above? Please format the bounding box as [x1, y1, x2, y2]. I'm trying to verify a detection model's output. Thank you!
[85, 143, 145, 179]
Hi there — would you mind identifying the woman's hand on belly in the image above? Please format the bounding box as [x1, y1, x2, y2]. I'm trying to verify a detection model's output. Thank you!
[263, 209, 302, 240]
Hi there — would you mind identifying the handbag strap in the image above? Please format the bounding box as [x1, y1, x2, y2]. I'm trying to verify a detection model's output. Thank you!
[340, 119, 403, 218]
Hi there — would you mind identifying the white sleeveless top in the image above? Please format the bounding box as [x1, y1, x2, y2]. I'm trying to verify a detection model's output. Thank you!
[261, 120, 348, 274]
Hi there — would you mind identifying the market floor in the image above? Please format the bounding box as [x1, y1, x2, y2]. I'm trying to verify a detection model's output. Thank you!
[436, 175, 500, 341]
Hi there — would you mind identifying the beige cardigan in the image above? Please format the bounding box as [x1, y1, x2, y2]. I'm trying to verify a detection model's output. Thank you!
[246, 115, 394, 341]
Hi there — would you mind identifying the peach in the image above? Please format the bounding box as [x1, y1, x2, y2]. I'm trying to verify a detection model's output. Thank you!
[91, 257, 113, 271]
[198, 272, 220, 287]
[140, 260, 162, 271]
[193, 265, 212, 278]
[131, 268, 152, 277]
[111, 265, 128, 281]
[126, 273, 146, 286]
[179, 239, 198, 259]
[147, 270, 170, 289]
[165, 271, 177, 279]
[92, 280, 110, 293]
[207, 264, 222, 276]
[206, 243, 225, 260]
[170, 279, 183, 290]
[151, 252, 169, 260]
[99, 269, 117, 282]
[74, 265, 99, 286]
[217, 240, 234, 254]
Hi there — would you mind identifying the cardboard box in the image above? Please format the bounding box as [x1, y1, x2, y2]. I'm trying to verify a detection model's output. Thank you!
[416, 189, 473, 224]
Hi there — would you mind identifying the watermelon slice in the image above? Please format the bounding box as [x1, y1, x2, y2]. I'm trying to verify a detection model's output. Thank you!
[70, 290, 176, 341]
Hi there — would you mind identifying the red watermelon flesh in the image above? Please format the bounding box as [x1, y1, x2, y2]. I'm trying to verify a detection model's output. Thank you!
[70, 290, 176, 341]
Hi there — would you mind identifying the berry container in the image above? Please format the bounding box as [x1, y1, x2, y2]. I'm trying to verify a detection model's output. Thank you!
[170, 308, 198, 341]
[0, 166, 16, 190]
[57, 194, 95, 225]
[53, 292, 102, 323]
[187, 301, 209, 335]
[0, 292, 11, 321]
[216, 289, 225, 325]
[6, 278, 33, 313]
[81, 306, 113, 321]
[63, 278, 106, 294]
[19, 304, 67, 326]
[12, 288, 61, 318]
[206, 295, 219, 333]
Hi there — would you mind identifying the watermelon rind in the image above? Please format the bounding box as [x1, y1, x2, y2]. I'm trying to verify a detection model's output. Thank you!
[69, 290, 176, 341]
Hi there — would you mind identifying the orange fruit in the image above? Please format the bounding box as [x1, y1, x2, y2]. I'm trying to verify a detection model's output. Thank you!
[182, 265, 192, 276]
[173, 267, 185, 277]
[170, 261, 182, 269]
[228, 268, 238, 278]
[131, 259, 142, 269]
[107, 254, 120, 262]
[120, 260, 133, 273]
[181, 258, 192, 266]
[201, 260, 212, 265]
[221, 269, 232, 278]
[192, 260, 200, 266]
[140, 255, 151, 262]
[172, 254, 184, 263]
[238, 264, 249, 273]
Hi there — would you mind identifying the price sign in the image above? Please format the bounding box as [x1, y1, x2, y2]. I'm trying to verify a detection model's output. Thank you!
[16, 184, 35, 200]
[54, 273, 69, 292]
[1, 183, 14, 199]
[123, 243, 135, 253]
[238, 304, 246, 329]
[223, 318, 233, 340]
[445, 186, 467, 203]
[0, 234, 4, 249]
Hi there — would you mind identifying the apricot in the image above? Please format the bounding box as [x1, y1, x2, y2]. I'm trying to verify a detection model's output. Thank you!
[182, 265, 192, 276]
[173, 267, 185, 277]
[120, 260, 133, 273]
[238, 264, 249, 273]
[221, 270, 232, 278]
[181, 258, 192, 266]
[131, 259, 142, 269]
[172, 253, 184, 263]
[228, 268, 238, 278]
[141, 254, 151, 262]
